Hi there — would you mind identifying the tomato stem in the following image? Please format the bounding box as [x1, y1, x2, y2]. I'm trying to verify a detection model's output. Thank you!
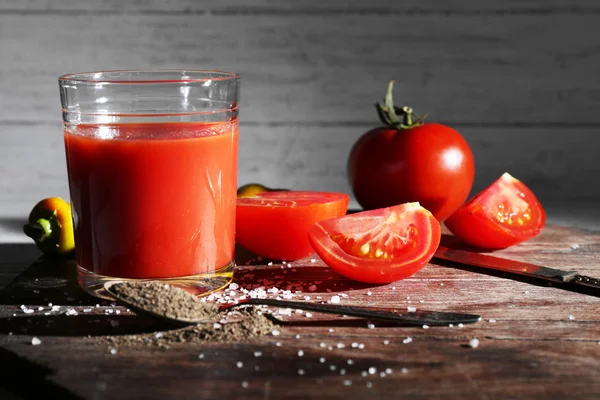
[375, 80, 427, 130]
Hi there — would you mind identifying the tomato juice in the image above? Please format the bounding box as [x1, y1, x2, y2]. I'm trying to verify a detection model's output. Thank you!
[64, 120, 238, 279]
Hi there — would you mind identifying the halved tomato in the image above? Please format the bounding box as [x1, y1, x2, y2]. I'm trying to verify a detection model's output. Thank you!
[236, 191, 349, 261]
[444, 172, 546, 250]
[308, 202, 440, 284]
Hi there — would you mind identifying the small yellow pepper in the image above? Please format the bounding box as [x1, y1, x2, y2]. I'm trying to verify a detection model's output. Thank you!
[23, 197, 75, 257]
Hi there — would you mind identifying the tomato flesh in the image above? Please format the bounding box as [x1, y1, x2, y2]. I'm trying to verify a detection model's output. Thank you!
[444, 173, 546, 250]
[236, 191, 349, 261]
[308, 202, 440, 284]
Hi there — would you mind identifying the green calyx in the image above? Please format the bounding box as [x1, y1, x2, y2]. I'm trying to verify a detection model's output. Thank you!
[375, 80, 427, 130]
[23, 211, 59, 244]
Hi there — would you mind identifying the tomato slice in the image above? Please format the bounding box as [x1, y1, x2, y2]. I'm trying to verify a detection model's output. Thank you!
[444, 172, 546, 250]
[236, 191, 349, 261]
[308, 202, 440, 284]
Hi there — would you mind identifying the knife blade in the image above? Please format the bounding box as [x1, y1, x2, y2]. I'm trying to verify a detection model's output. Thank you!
[433, 245, 600, 294]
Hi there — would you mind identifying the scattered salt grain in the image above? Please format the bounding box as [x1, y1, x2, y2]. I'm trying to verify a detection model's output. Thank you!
[310, 259, 317, 263]
[110, 348, 118, 355]
[469, 338, 480, 348]
[407, 306, 416, 313]
[298, 350, 304, 356]
[329, 295, 341, 304]
[305, 312, 313, 318]
[401, 368, 408, 374]
[422, 325, 429, 329]
[383, 340, 390, 345]
[276, 342, 282, 347]
[571, 244, 580, 250]
[366, 382, 373, 388]
[402, 337, 413, 344]
[242, 381, 249, 388]
[213, 323, 222, 329]
[340, 369, 346, 375]
[267, 262, 273, 266]
[336, 343, 345, 349]
[236, 361, 243, 368]
[308, 285, 317, 292]
[489, 319, 497, 323]
[65, 309, 78, 316]
[198, 353, 205, 359]
[368, 367, 377, 375]
[343, 379, 352, 386]
[272, 330, 281, 336]
[254, 351, 263, 357]
[328, 328, 334, 333]
[31, 337, 41, 346]
[319, 357, 326, 363]
[380, 372, 386, 377]
[367, 323, 375, 329]
[361, 371, 367, 377]
[329, 365, 336, 371]
[385, 368, 392, 374]
[298, 369, 305, 375]
[358, 343, 365, 349]
[458, 323, 464, 328]
[569, 315, 576, 321]
[296, 334, 301, 339]
[229, 283, 239, 290]
[367, 292, 372, 296]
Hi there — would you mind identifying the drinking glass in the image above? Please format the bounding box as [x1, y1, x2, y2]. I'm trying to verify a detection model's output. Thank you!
[59, 70, 240, 299]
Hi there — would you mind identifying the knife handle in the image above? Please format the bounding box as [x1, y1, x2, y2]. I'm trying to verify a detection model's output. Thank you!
[572, 275, 600, 290]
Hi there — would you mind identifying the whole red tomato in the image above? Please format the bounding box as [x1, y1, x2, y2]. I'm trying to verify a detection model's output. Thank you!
[348, 81, 475, 221]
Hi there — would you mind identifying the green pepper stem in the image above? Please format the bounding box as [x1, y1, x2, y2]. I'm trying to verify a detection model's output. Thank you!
[23, 218, 52, 243]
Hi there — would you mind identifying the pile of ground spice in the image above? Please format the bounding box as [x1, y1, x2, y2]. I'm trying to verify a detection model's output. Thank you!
[108, 281, 221, 322]
[103, 307, 278, 349]
[100, 281, 279, 349]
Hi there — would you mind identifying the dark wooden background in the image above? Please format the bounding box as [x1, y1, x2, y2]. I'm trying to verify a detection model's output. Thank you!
[1, 0, 599, 235]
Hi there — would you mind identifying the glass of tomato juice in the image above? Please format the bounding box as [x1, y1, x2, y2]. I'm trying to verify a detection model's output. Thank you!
[58, 70, 240, 299]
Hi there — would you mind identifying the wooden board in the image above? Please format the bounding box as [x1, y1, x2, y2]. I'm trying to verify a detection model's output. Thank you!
[1, 123, 599, 226]
[1, 224, 600, 399]
[1, 0, 599, 218]
[1, 1, 600, 125]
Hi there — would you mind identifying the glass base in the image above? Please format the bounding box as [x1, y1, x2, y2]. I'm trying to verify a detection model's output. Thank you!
[77, 262, 235, 301]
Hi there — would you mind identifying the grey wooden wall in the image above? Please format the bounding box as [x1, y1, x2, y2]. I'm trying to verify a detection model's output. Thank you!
[1, 0, 599, 223]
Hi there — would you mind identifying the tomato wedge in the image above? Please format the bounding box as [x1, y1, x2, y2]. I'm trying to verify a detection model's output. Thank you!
[236, 191, 349, 261]
[308, 202, 440, 284]
[444, 172, 546, 250]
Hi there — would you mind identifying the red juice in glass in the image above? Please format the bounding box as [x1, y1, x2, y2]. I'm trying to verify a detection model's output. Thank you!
[64, 121, 238, 278]
[58, 70, 240, 299]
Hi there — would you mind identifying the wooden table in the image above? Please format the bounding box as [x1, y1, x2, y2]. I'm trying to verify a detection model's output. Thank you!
[1, 223, 599, 399]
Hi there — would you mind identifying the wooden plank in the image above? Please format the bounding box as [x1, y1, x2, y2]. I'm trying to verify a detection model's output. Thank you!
[0, 123, 599, 221]
[1, 0, 599, 13]
[0, 244, 39, 290]
[1, 224, 600, 399]
[0, 11, 599, 125]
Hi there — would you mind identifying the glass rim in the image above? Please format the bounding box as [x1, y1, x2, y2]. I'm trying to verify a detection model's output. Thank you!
[58, 69, 240, 85]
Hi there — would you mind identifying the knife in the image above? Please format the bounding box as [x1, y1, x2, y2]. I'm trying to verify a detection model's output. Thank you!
[433, 245, 600, 295]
